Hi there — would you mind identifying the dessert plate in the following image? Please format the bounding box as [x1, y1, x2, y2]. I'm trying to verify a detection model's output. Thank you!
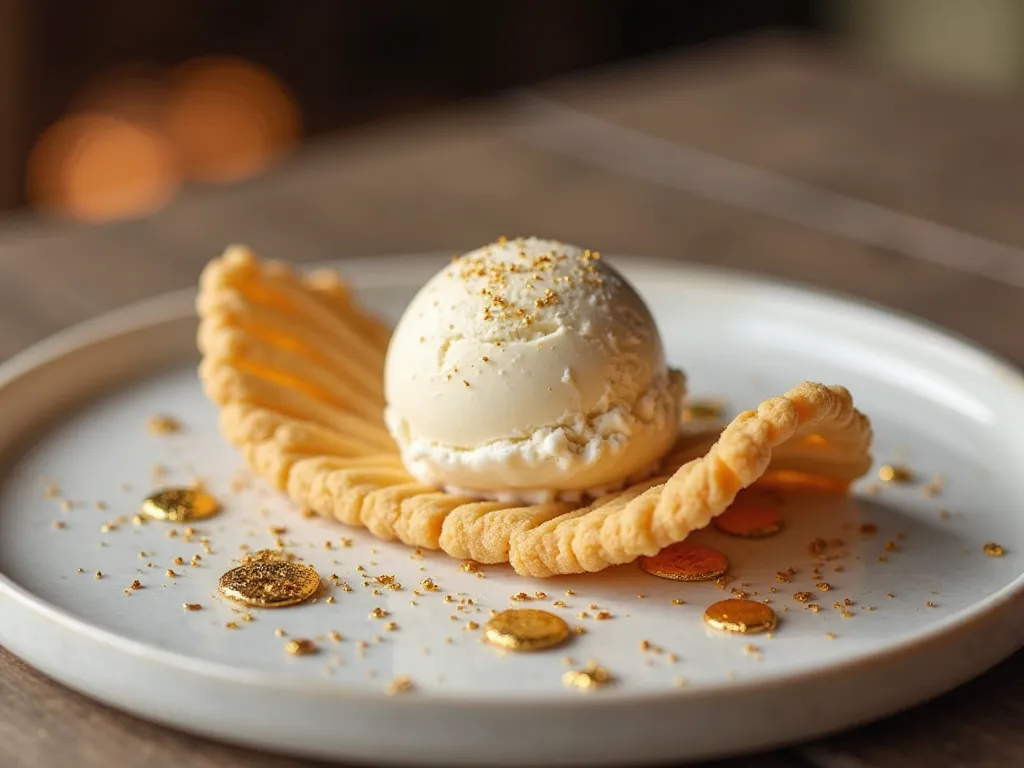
[1, 254, 1023, 766]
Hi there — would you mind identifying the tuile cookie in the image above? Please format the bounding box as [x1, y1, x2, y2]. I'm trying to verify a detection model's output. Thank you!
[197, 246, 873, 577]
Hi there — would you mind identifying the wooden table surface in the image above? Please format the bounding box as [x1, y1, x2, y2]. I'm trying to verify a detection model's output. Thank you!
[2, 32, 1023, 768]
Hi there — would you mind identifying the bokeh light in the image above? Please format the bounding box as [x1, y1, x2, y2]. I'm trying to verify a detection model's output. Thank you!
[26, 56, 302, 220]
[164, 56, 301, 184]
[27, 113, 180, 222]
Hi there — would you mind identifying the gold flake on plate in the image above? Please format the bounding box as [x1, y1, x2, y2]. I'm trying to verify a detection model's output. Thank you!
[483, 609, 570, 652]
[703, 599, 778, 634]
[141, 488, 220, 523]
[639, 541, 729, 582]
[218, 561, 321, 608]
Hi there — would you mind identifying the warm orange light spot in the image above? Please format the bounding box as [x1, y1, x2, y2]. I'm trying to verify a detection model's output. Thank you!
[27, 113, 179, 222]
[755, 470, 851, 493]
[164, 56, 300, 184]
[802, 434, 828, 447]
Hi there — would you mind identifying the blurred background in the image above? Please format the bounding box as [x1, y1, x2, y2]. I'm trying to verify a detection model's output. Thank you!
[3, 0, 1022, 223]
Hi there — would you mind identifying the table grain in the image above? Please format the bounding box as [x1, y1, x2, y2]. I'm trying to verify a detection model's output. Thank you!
[1, 32, 1023, 768]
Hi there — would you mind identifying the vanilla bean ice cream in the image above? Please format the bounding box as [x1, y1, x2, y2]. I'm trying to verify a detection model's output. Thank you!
[383, 237, 685, 502]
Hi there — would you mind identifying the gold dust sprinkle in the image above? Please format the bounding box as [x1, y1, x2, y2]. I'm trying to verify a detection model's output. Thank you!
[793, 591, 814, 603]
[369, 607, 389, 619]
[225, 621, 239, 630]
[923, 474, 944, 497]
[878, 464, 913, 484]
[925, 601, 936, 608]
[464, 621, 479, 631]
[128, 580, 143, 590]
[562, 661, 613, 691]
[983, 542, 1006, 557]
[286, 638, 317, 656]
[94, 571, 103, 579]
[704, 599, 778, 634]
[147, 415, 182, 435]
[217, 561, 321, 608]
[165, 569, 178, 578]
[242, 549, 290, 565]
[419, 578, 440, 592]
[141, 488, 220, 523]
[384, 621, 398, 631]
[484, 609, 570, 652]
[183, 603, 202, 611]
[52, 521, 65, 530]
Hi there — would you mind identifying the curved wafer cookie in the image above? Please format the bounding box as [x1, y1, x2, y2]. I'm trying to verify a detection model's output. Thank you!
[510, 382, 871, 576]
[197, 246, 873, 576]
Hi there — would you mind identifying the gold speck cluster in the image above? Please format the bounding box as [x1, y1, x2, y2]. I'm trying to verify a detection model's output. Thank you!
[562, 661, 613, 691]
[448, 238, 604, 328]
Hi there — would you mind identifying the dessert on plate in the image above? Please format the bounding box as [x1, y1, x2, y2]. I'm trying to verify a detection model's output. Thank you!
[197, 237, 872, 577]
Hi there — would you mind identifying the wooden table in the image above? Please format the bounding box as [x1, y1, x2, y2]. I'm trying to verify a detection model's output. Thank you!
[2, 32, 1023, 768]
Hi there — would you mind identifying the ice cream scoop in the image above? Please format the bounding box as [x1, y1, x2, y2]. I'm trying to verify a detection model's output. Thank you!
[383, 237, 685, 502]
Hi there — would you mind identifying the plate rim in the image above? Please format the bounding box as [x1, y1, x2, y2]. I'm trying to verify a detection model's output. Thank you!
[0, 253, 1023, 714]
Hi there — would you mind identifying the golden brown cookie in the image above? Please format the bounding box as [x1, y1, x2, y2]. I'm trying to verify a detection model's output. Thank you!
[197, 246, 873, 576]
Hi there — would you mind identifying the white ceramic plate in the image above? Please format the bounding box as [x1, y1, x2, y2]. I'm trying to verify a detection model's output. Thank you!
[1, 255, 1023, 766]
